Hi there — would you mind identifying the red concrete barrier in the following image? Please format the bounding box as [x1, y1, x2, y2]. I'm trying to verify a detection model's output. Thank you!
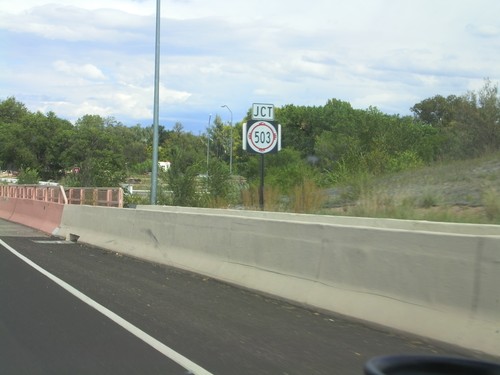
[0, 197, 16, 221]
[1, 185, 123, 235]
[6, 198, 64, 235]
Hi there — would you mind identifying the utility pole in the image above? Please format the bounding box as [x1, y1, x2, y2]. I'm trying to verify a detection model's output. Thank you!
[150, 0, 161, 204]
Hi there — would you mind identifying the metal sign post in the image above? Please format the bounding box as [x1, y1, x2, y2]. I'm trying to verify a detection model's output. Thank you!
[259, 154, 265, 210]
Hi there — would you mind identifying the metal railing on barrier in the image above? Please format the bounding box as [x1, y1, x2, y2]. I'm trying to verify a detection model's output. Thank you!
[0, 185, 123, 208]
[65, 187, 123, 207]
[0, 185, 68, 204]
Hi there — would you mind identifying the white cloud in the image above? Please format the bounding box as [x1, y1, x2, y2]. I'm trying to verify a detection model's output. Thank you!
[1, 0, 155, 16]
[1, 4, 152, 42]
[467, 24, 500, 38]
[53, 60, 107, 81]
[36, 81, 191, 123]
[1, 0, 500, 131]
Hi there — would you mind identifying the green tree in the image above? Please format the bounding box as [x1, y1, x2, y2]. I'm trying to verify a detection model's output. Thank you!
[207, 115, 233, 162]
[205, 158, 231, 206]
[0, 97, 29, 124]
[412, 80, 500, 159]
[0, 98, 33, 171]
[161, 122, 206, 170]
[265, 148, 318, 193]
[411, 94, 457, 127]
[17, 167, 40, 184]
[466, 79, 500, 153]
[277, 104, 321, 156]
[162, 155, 201, 207]
[23, 111, 74, 179]
[106, 123, 150, 173]
[0, 121, 35, 170]
[61, 115, 126, 186]
[0, 100, 73, 176]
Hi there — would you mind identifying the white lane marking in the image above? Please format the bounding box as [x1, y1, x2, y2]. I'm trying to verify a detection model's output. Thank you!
[0, 239, 213, 375]
[32, 240, 73, 244]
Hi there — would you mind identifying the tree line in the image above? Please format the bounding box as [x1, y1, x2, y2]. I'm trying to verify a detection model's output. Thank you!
[1, 79, 499, 207]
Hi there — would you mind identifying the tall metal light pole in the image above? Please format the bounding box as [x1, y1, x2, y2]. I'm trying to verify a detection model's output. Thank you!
[221, 105, 233, 174]
[150, 0, 161, 204]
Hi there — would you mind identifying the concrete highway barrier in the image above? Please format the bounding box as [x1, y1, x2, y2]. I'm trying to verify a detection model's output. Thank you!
[0, 196, 16, 221]
[56, 205, 500, 357]
[0, 197, 64, 235]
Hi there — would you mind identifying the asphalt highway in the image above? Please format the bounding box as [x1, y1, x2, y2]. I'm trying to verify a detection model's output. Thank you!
[1, 219, 498, 374]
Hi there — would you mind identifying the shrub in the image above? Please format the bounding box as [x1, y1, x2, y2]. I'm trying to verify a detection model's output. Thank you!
[161, 164, 200, 207]
[17, 168, 40, 184]
[419, 193, 438, 208]
[123, 191, 149, 208]
[388, 151, 424, 173]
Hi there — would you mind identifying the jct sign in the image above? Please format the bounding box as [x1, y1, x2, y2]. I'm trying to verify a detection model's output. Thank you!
[243, 120, 281, 154]
[251, 103, 274, 121]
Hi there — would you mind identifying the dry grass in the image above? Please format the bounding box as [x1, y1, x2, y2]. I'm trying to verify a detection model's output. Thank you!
[127, 152, 500, 224]
[291, 180, 327, 213]
[241, 185, 282, 211]
[322, 152, 500, 224]
[241, 179, 326, 213]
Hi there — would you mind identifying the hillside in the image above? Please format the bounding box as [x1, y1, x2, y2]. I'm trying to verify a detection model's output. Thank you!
[324, 151, 500, 224]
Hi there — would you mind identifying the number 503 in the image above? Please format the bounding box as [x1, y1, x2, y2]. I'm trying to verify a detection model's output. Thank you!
[254, 131, 272, 144]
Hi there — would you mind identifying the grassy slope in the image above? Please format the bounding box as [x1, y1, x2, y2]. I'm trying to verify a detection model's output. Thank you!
[123, 153, 500, 224]
[323, 151, 500, 224]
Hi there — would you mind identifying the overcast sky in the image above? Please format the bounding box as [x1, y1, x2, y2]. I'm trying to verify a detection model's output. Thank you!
[1, 0, 500, 132]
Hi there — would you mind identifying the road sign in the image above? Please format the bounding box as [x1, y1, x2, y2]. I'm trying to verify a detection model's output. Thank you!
[252, 103, 274, 121]
[242, 111, 282, 210]
[243, 120, 281, 154]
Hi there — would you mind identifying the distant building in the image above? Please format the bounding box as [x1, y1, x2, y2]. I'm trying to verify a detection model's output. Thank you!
[159, 161, 171, 171]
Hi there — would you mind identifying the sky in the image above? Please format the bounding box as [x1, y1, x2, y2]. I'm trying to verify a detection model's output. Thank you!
[1, 0, 500, 133]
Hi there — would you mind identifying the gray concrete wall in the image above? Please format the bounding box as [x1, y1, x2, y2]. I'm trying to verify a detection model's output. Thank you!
[58, 205, 500, 357]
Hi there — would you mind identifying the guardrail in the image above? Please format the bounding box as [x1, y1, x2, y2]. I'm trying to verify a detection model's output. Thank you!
[65, 187, 123, 207]
[0, 185, 67, 204]
[0, 184, 123, 207]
